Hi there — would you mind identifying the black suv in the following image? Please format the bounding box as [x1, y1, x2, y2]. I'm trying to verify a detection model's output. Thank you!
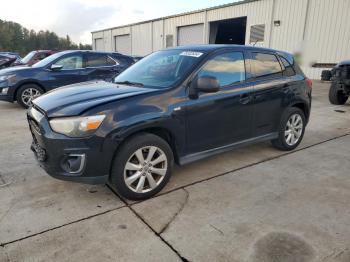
[0, 50, 134, 108]
[27, 45, 312, 200]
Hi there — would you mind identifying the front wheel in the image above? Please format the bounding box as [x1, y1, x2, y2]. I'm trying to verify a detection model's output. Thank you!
[110, 133, 174, 200]
[271, 107, 306, 151]
[16, 84, 44, 108]
[329, 83, 348, 105]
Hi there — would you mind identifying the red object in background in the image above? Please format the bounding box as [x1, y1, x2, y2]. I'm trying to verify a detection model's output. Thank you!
[14, 50, 59, 66]
[306, 78, 313, 89]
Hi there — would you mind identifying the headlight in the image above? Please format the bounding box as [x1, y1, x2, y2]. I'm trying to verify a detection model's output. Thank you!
[1, 87, 9, 94]
[0, 74, 16, 81]
[49, 115, 106, 137]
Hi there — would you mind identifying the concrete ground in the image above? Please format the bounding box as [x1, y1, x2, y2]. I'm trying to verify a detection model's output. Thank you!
[0, 81, 350, 262]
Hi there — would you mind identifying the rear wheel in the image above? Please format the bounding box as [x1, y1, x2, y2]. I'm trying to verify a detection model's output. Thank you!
[110, 133, 174, 200]
[329, 83, 348, 105]
[271, 107, 306, 151]
[16, 84, 44, 108]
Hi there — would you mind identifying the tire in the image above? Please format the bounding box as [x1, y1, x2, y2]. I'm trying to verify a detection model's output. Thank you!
[110, 133, 174, 200]
[329, 83, 348, 105]
[321, 70, 332, 81]
[271, 107, 306, 151]
[16, 84, 44, 108]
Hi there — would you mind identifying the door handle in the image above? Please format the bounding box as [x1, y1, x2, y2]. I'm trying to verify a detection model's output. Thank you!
[239, 94, 251, 105]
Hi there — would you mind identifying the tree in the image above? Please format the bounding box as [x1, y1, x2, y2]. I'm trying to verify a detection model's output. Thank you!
[0, 19, 92, 56]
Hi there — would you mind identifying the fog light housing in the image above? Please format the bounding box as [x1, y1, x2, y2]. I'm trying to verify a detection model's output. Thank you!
[1, 87, 9, 94]
[61, 154, 86, 174]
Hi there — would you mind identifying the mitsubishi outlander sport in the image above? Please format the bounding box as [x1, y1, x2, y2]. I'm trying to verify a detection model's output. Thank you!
[27, 45, 312, 200]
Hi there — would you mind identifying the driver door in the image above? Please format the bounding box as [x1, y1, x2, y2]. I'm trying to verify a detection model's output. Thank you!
[46, 53, 86, 90]
[185, 51, 254, 154]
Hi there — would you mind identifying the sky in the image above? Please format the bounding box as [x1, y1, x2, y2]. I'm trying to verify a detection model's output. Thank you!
[0, 0, 239, 45]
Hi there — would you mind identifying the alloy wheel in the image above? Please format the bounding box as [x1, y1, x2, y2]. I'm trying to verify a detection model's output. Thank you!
[21, 88, 42, 107]
[284, 114, 303, 146]
[124, 146, 168, 193]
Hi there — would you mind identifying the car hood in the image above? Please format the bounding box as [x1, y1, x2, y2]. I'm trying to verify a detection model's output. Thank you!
[33, 80, 158, 117]
[0, 65, 31, 74]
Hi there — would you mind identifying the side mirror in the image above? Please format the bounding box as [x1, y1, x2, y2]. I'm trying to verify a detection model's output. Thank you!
[191, 75, 220, 94]
[50, 64, 63, 71]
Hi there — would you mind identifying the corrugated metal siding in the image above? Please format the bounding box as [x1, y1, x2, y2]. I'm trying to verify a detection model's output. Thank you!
[115, 35, 131, 55]
[112, 27, 131, 37]
[164, 12, 205, 46]
[91, 0, 350, 79]
[178, 24, 204, 46]
[102, 30, 112, 52]
[207, 0, 274, 46]
[152, 20, 164, 51]
[132, 23, 153, 55]
[302, 0, 350, 79]
[270, 0, 308, 53]
[94, 38, 104, 51]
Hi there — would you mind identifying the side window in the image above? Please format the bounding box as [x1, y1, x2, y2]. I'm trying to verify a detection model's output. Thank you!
[251, 52, 282, 78]
[280, 56, 296, 77]
[86, 54, 109, 67]
[106, 56, 117, 66]
[53, 55, 83, 70]
[37, 53, 49, 61]
[113, 56, 130, 66]
[197, 52, 246, 87]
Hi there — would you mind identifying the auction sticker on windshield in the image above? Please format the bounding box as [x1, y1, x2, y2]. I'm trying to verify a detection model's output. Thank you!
[180, 51, 203, 58]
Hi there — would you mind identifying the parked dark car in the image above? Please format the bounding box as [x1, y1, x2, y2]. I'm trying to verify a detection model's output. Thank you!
[328, 60, 350, 105]
[27, 45, 312, 200]
[14, 50, 58, 66]
[0, 53, 22, 69]
[0, 50, 134, 108]
[131, 55, 143, 63]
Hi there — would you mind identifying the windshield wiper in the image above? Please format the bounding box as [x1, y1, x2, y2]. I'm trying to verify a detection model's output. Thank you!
[115, 80, 144, 87]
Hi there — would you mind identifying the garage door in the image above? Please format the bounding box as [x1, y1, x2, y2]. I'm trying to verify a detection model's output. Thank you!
[94, 38, 104, 51]
[115, 35, 131, 55]
[177, 24, 204, 46]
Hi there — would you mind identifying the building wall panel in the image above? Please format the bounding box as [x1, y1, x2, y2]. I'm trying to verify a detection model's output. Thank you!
[302, 0, 350, 78]
[131, 23, 153, 55]
[152, 20, 164, 51]
[270, 0, 307, 53]
[207, 0, 274, 46]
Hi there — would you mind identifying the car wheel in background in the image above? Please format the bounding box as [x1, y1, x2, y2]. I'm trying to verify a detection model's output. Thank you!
[329, 83, 348, 105]
[16, 84, 44, 108]
[271, 107, 306, 151]
[321, 70, 332, 81]
[110, 133, 174, 200]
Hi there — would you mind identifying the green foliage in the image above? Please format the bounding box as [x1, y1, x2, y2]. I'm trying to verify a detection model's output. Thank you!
[0, 19, 91, 56]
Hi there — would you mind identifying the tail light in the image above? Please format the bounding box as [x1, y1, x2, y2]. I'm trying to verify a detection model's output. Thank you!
[306, 78, 313, 89]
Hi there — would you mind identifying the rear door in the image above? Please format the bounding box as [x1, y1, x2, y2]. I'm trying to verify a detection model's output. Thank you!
[185, 50, 254, 154]
[248, 51, 288, 136]
[84, 53, 119, 82]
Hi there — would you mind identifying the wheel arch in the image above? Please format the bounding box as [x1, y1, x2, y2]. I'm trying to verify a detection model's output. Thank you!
[108, 126, 180, 177]
[13, 81, 46, 101]
[290, 101, 310, 123]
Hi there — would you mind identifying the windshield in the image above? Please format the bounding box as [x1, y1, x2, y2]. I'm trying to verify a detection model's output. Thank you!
[21, 51, 36, 64]
[32, 52, 65, 68]
[114, 49, 205, 89]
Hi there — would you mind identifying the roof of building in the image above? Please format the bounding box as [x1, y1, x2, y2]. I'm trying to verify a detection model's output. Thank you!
[91, 0, 259, 34]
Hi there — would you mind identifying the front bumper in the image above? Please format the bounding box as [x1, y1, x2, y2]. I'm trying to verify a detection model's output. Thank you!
[0, 81, 15, 102]
[27, 106, 118, 185]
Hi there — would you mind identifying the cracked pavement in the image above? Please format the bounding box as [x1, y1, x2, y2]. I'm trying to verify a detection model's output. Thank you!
[1, 82, 350, 261]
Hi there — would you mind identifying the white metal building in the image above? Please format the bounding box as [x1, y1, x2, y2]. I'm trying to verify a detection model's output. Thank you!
[91, 0, 350, 79]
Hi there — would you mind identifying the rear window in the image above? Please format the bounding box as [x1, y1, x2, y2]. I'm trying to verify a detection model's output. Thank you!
[251, 52, 282, 78]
